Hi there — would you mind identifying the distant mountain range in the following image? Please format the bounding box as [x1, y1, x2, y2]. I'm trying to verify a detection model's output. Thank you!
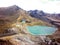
[28, 10, 60, 27]
[0, 5, 60, 27]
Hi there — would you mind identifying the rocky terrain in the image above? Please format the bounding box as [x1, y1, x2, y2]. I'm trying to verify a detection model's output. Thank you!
[28, 10, 60, 27]
[0, 5, 60, 45]
[28, 10, 60, 42]
[0, 5, 53, 45]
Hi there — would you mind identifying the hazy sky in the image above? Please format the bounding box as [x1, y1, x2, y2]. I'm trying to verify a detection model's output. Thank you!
[0, 0, 60, 13]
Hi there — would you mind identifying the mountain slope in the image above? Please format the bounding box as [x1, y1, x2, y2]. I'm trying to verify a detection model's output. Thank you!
[0, 5, 53, 45]
[28, 10, 60, 27]
[17, 9, 52, 26]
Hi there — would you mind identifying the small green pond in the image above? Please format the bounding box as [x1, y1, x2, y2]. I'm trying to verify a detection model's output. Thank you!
[27, 26, 57, 35]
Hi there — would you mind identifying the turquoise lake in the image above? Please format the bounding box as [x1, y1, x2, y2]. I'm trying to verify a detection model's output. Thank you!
[27, 26, 57, 35]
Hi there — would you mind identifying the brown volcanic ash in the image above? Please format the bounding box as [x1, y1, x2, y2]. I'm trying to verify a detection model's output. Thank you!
[0, 5, 20, 15]
[0, 5, 20, 21]
[0, 5, 20, 34]
[0, 39, 13, 45]
[46, 16, 60, 27]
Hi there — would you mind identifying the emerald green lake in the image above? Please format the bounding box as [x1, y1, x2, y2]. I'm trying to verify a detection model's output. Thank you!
[27, 26, 57, 35]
